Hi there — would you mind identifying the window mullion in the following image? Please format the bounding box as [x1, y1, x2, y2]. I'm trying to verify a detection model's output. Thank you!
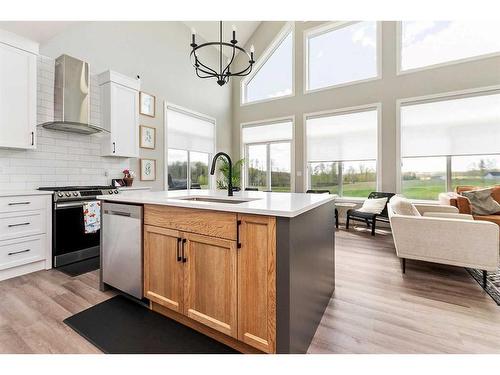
[446, 155, 452, 192]
[338, 162, 343, 196]
[267, 143, 272, 191]
[187, 151, 191, 190]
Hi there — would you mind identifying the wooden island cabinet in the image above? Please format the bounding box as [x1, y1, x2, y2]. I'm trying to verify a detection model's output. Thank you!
[100, 192, 337, 354]
[144, 205, 278, 353]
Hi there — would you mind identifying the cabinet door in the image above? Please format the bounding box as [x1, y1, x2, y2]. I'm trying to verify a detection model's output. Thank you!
[144, 225, 184, 313]
[0, 43, 36, 149]
[110, 83, 138, 157]
[183, 232, 237, 338]
[237, 214, 276, 353]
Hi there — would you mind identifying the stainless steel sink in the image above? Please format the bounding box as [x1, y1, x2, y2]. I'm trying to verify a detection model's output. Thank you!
[175, 197, 255, 204]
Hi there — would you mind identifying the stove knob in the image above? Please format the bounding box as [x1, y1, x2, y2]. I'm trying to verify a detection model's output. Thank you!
[57, 192, 63, 197]
[108, 190, 113, 194]
[114, 190, 119, 194]
[65, 192, 71, 197]
[73, 192, 78, 196]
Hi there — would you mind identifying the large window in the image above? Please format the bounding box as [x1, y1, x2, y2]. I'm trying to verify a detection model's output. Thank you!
[400, 90, 500, 200]
[400, 21, 500, 72]
[242, 24, 293, 104]
[306, 21, 379, 92]
[242, 120, 293, 192]
[306, 107, 379, 197]
[166, 105, 215, 190]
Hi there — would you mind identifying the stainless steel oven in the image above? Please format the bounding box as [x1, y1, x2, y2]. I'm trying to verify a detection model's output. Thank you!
[38, 186, 120, 268]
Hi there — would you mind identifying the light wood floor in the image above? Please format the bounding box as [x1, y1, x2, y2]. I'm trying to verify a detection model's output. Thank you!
[308, 227, 500, 354]
[1, 227, 499, 354]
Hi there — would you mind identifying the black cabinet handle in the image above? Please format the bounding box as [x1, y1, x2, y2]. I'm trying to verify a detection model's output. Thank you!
[236, 220, 242, 249]
[182, 238, 187, 262]
[8, 249, 30, 256]
[176, 238, 182, 262]
[31, 131, 34, 146]
[8, 201, 30, 206]
[112, 142, 116, 153]
[8, 222, 30, 228]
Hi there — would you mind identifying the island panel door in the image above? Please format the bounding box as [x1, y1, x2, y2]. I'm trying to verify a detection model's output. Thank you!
[144, 225, 184, 313]
[237, 214, 276, 353]
[182, 232, 237, 338]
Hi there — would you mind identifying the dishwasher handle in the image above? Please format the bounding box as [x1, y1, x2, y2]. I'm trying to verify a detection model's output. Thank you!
[105, 210, 131, 217]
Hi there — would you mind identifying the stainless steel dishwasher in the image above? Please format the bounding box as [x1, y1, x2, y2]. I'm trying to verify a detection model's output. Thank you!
[101, 202, 143, 299]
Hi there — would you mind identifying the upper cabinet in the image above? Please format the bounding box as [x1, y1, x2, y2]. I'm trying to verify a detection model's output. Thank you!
[0, 29, 38, 150]
[98, 70, 140, 157]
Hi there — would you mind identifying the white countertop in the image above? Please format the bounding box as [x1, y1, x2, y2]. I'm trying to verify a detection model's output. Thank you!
[0, 190, 53, 197]
[97, 189, 335, 218]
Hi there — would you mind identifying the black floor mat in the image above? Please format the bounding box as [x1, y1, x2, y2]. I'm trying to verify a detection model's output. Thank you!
[58, 257, 100, 277]
[64, 295, 239, 354]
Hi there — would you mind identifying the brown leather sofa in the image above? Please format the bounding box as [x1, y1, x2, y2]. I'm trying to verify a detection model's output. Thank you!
[439, 185, 500, 226]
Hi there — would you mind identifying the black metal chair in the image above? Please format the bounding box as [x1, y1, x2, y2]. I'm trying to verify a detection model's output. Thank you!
[345, 192, 395, 236]
[306, 190, 339, 229]
[245, 187, 259, 191]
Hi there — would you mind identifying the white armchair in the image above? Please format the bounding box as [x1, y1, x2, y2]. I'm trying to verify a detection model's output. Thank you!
[388, 202, 500, 286]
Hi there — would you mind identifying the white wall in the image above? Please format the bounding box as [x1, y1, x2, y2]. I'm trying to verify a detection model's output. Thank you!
[231, 21, 500, 194]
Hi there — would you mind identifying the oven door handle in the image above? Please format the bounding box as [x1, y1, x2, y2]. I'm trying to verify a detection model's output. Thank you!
[55, 201, 96, 209]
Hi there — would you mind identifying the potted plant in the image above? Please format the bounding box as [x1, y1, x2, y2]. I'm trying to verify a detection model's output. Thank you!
[216, 158, 244, 191]
[122, 169, 135, 186]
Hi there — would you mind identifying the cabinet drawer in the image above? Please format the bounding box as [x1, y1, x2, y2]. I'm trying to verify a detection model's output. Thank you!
[0, 235, 45, 270]
[0, 195, 46, 213]
[0, 211, 45, 241]
[144, 205, 237, 240]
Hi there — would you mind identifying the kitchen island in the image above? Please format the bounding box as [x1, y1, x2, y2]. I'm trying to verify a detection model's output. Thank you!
[98, 189, 335, 354]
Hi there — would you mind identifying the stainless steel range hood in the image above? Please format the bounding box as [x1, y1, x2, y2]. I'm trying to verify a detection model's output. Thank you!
[41, 54, 106, 135]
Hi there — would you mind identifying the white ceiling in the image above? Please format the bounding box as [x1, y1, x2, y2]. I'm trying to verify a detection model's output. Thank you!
[0, 21, 85, 44]
[183, 21, 260, 50]
[0, 21, 261, 48]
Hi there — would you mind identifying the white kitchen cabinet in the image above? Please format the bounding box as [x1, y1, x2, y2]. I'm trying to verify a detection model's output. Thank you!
[0, 192, 52, 282]
[0, 29, 38, 150]
[99, 70, 140, 157]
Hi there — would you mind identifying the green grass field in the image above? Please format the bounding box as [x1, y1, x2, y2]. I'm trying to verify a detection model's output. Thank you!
[403, 178, 500, 200]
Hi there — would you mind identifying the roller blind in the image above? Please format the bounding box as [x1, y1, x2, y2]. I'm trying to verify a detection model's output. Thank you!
[166, 106, 215, 154]
[401, 92, 500, 158]
[242, 120, 293, 144]
[306, 108, 378, 162]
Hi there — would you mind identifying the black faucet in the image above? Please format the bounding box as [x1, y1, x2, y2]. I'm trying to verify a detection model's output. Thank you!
[210, 152, 233, 196]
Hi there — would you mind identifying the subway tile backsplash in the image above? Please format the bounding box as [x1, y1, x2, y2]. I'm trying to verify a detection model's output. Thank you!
[0, 55, 130, 190]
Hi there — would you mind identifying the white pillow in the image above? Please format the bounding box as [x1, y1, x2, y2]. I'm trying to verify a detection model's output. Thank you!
[389, 196, 421, 216]
[357, 197, 388, 214]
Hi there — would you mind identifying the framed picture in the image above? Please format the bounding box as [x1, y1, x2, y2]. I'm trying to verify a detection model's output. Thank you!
[140, 125, 156, 149]
[139, 91, 156, 117]
[140, 159, 156, 181]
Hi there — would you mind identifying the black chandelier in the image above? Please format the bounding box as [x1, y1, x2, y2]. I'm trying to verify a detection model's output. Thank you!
[190, 21, 255, 86]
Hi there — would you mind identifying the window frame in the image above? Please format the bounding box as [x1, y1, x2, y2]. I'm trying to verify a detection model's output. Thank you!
[303, 103, 382, 197]
[240, 22, 295, 106]
[396, 21, 500, 75]
[304, 21, 382, 95]
[164, 101, 216, 190]
[396, 85, 500, 199]
[240, 116, 295, 192]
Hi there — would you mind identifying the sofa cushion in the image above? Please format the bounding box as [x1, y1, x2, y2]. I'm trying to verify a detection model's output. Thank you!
[491, 186, 500, 204]
[461, 188, 500, 215]
[389, 196, 421, 216]
[473, 214, 500, 226]
[357, 197, 388, 214]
